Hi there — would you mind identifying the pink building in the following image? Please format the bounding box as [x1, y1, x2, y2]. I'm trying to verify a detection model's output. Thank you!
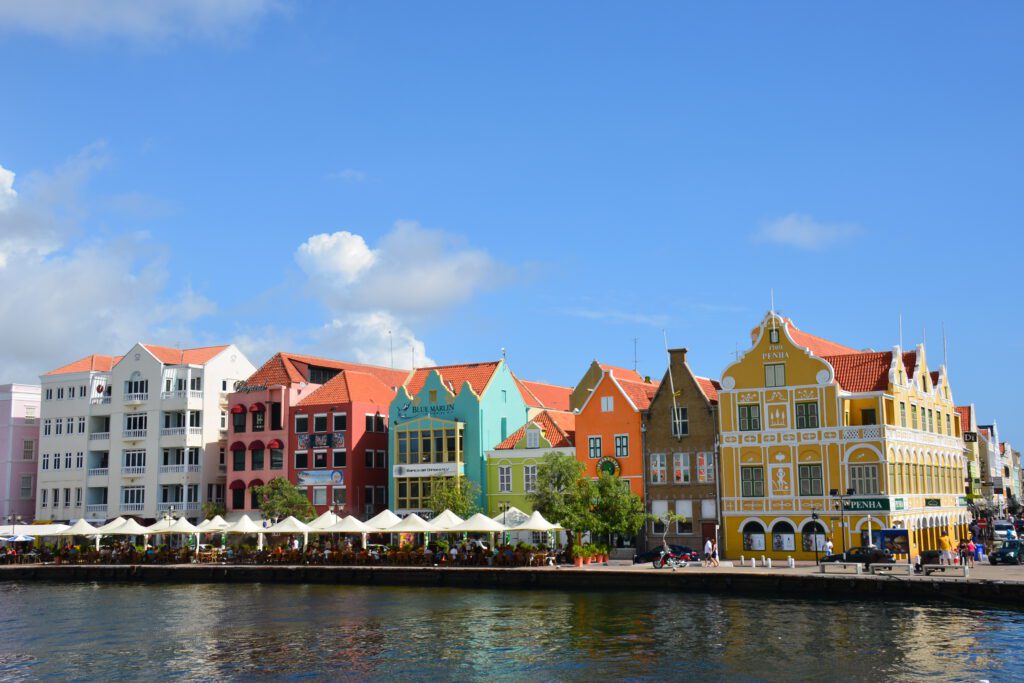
[0, 384, 41, 521]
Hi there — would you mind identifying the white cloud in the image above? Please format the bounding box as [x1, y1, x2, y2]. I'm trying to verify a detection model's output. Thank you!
[313, 312, 433, 369]
[297, 220, 505, 316]
[0, 0, 283, 42]
[563, 308, 669, 327]
[330, 169, 366, 183]
[754, 213, 862, 250]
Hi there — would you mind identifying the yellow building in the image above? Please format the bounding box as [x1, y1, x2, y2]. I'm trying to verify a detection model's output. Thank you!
[718, 313, 969, 561]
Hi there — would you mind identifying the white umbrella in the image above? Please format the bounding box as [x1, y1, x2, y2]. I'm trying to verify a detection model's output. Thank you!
[387, 513, 435, 533]
[94, 517, 127, 534]
[307, 510, 343, 531]
[146, 518, 177, 534]
[512, 510, 562, 532]
[429, 509, 465, 531]
[197, 515, 230, 532]
[167, 517, 198, 533]
[106, 518, 152, 536]
[58, 519, 100, 537]
[264, 516, 312, 548]
[491, 506, 529, 527]
[324, 515, 372, 549]
[3, 535, 34, 543]
[365, 509, 402, 531]
[448, 513, 508, 533]
[225, 514, 264, 550]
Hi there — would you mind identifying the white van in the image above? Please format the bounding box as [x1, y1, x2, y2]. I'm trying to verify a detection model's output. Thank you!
[993, 521, 1015, 540]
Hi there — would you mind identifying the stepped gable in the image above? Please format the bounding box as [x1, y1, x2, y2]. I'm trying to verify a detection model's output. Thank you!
[695, 376, 721, 404]
[515, 378, 572, 411]
[242, 352, 408, 388]
[45, 354, 123, 375]
[930, 370, 940, 385]
[496, 410, 576, 449]
[141, 344, 229, 365]
[404, 361, 501, 397]
[902, 351, 918, 379]
[298, 370, 398, 407]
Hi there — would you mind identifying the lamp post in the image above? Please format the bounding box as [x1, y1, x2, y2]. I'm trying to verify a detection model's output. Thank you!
[6, 514, 22, 539]
[499, 502, 510, 545]
[830, 488, 856, 556]
[810, 508, 821, 565]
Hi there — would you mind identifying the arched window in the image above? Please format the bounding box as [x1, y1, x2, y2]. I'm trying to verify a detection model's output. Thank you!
[772, 521, 796, 551]
[802, 521, 826, 552]
[742, 521, 765, 551]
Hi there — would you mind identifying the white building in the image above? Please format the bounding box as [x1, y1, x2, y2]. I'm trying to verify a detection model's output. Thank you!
[36, 344, 255, 523]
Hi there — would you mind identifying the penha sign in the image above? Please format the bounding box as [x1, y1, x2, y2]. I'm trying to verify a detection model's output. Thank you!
[842, 498, 891, 512]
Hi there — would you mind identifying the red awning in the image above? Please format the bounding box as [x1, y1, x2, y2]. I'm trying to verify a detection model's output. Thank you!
[267, 438, 284, 449]
[230, 441, 246, 451]
[229, 479, 246, 490]
[248, 478, 264, 488]
[230, 404, 246, 414]
[249, 402, 266, 413]
[248, 440, 265, 451]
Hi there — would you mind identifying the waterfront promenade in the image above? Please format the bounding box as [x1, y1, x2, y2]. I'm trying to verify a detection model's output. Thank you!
[4, 560, 1024, 606]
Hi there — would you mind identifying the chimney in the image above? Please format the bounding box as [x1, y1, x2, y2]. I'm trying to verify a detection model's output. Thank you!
[667, 347, 688, 366]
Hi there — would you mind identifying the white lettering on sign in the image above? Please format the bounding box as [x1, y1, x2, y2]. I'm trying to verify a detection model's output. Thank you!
[762, 351, 789, 360]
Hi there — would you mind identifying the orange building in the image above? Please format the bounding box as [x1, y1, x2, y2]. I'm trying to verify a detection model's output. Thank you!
[574, 365, 659, 496]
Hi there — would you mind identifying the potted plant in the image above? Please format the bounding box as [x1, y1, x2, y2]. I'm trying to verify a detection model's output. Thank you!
[572, 544, 584, 568]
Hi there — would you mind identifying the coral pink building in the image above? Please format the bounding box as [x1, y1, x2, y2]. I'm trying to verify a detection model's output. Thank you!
[0, 384, 41, 521]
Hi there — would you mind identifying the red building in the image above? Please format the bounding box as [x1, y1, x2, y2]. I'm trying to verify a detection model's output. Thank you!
[226, 353, 407, 518]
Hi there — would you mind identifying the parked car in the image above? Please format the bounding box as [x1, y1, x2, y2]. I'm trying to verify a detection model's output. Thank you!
[821, 546, 894, 567]
[633, 545, 696, 564]
[989, 540, 1023, 565]
[992, 521, 1016, 541]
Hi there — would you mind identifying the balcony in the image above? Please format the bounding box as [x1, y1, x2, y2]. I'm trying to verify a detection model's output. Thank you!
[882, 425, 962, 451]
[90, 396, 111, 406]
[159, 464, 202, 474]
[87, 467, 109, 477]
[122, 466, 147, 476]
[840, 425, 883, 441]
[124, 393, 148, 404]
[89, 432, 110, 441]
[120, 502, 145, 513]
[85, 504, 108, 515]
[156, 501, 200, 513]
[161, 427, 186, 437]
[123, 429, 147, 440]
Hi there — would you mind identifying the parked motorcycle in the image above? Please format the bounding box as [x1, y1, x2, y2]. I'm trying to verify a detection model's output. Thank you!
[653, 549, 690, 569]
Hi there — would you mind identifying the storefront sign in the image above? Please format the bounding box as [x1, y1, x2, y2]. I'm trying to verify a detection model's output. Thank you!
[393, 462, 462, 478]
[842, 498, 890, 511]
[396, 399, 456, 420]
[894, 498, 905, 511]
[924, 498, 941, 507]
[957, 496, 968, 507]
[598, 457, 621, 477]
[297, 470, 344, 487]
[963, 431, 978, 443]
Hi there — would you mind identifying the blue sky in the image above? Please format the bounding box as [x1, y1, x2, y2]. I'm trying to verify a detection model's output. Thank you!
[0, 2, 1021, 440]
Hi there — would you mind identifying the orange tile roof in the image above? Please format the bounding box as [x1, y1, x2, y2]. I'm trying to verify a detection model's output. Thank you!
[599, 364, 644, 383]
[695, 376, 721, 404]
[515, 378, 572, 411]
[496, 410, 576, 449]
[822, 351, 892, 393]
[616, 376, 660, 411]
[902, 351, 918, 379]
[930, 371, 940, 385]
[955, 406, 972, 432]
[242, 352, 408, 389]
[141, 344, 230, 366]
[45, 354, 123, 376]
[404, 361, 501, 397]
[298, 370, 398, 407]
[784, 319, 859, 356]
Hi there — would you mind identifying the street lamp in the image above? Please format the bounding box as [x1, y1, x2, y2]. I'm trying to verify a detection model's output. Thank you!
[6, 514, 23, 539]
[830, 488, 856, 556]
[499, 502, 511, 545]
[810, 508, 821, 565]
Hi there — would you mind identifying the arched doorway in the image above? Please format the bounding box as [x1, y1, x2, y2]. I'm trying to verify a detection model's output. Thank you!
[741, 520, 766, 552]
[801, 521, 827, 553]
[771, 521, 796, 552]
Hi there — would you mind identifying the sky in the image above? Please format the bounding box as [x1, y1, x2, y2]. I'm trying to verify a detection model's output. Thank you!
[0, 2, 1021, 440]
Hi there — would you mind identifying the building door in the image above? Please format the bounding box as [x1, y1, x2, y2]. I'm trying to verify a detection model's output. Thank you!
[701, 522, 717, 545]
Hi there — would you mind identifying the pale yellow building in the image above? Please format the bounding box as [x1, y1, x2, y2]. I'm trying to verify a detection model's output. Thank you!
[718, 313, 968, 561]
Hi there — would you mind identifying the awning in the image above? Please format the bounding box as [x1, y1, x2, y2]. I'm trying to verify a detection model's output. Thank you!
[230, 404, 246, 414]
[249, 402, 266, 413]
[248, 440, 265, 451]
[230, 441, 246, 451]
[267, 438, 284, 449]
[248, 478, 265, 488]
[229, 479, 246, 490]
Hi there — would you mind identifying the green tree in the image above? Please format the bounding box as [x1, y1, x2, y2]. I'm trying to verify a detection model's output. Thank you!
[424, 477, 480, 518]
[529, 453, 596, 549]
[593, 473, 647, 543]
[253, 477, 316, 522]
[202, 501, 226, 520]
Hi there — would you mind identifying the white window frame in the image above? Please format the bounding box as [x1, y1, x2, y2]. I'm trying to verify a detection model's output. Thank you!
[614, 434, 628, 458]
[601, 396, 614, 412]
[671, 406, 688, 437]
[849, 464, 880, 495]
[588, 436, 601, 459]
[650, 453, 666, 484]
[524, 465, 537, 493]
[526, 428, 540, 449]
[764, 363, 786, 388]
[697, 452, 715, 483]
[498, 465, 512, 493]
[673, 452, 690, 484]
[332, 412, 348, 432]
[312, 486, 328, 506]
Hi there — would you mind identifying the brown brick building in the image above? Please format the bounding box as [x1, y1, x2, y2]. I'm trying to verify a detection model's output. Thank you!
[642, 348, 721, 553]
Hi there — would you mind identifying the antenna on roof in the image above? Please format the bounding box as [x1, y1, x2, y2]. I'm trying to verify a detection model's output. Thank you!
[388, 330, 394, 369]
[942, 322, 948, 369]
[501, 347, 507, 362]
[664, 330, 680, 435]
[898, 314, 903, 350]
[770, 288, 777, 330]
[410, 343, 415, 369]
[732, 342, 741, 361]
[633, 338, 639, 373]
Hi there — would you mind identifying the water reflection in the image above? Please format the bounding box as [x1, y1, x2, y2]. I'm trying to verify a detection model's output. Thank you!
[0, 582, 1020, 681]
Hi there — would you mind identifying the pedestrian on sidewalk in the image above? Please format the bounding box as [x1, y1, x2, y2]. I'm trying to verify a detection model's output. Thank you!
[966, 538, 976, 568]
[938, 532, 952, 566]
[711, 540, 720, 567]
[703, 538, 713, 568]
[825, 538, 834, 556]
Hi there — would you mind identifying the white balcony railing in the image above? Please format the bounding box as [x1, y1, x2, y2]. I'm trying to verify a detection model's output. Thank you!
[161, 427, 186, 437]
[85, 504, 108, 514]
[120, 502, 144, 513]
[89, 432, 110, 441]
[840, 425, 883, 441]
[122, 466, 146, 475]
[87, 467, 109, 477]
[90, 397, 111, 406]
[189, 390, 203, 400]
[156, 501, 200, 512]
[124, 393, 148, 403]
[123, 429, 147, 439]
[159, 464, 202, 474]
[188, 427, 202, 436]
[160, 390, 204, 401]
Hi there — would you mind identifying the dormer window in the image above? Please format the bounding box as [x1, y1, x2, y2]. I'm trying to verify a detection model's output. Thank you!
[526, 428, 540, 449]
[429, 390, 437, 403]
[769, 329, 779, 344]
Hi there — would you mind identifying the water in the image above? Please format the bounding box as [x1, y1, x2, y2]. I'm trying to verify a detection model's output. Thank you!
[0, 582, 1020, 682]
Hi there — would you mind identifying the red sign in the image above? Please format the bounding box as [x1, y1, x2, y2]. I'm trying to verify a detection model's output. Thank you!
[977, 520, 988, 527]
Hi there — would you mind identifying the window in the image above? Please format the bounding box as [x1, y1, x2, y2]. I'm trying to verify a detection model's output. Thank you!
[900, 402, 907, 428]
[333, 413, 348, 432]
[232, 448, 246, 471]
[125, 375, 148, 396]
[499, 465, 512, 492]
[671, 407, 688, 437]
[313, 414, 327, 433]
[45, 388, 52, 401]
[251, 449, 265, 470]
[375, 415, 386, 432]
[927, 409, 934, 433]
[374, 450, 386, 468]
[650, 500, 668, 534]
[946, 414, 951, 435]
[252, 410, 265, 432]
[365, 449, 374, 468]
[850, 464, 880, 494]
[55, 420, 62, 435]
[54, 453, 61, 470]
[614, 435, 628, 457]
[673, 453, 690, 483]
[650, 453, 667, 483]
[295, 450, 308, 469]
[22, 440, 33, 461]
[20, 475, 32, 499]
[601, 396, 614, 412]
[588, 436, 602, 459]
[57, 387, 64, 400]
[43, 419, 51, 436]
[738, 405, 761, 431]
[232, 487, 245, 510]
[675, 500, 694, 534]
[742, 521, 766, 550]
[65, 417, 74, 434]
[295, 414, 308, 433]
[24, 406, 35, 424]
[270, 449, 284, 470]
[190, 376, 202, 391]
[314, 451, 327, 468]
[764, 364, 786, 387]
[270, 402, 282, 430]
[232, 411, 246, 433]
[524, 465, 537, 493]
[697, 452, 715, 483]
[124, 413, 147, 432]
[41, 489, 47, 508]
[75, 488, 82, 507]
[769, 328, 780, 344]
[365, 415, 376, 432]
[333, 450, 347, 468]
[526, 429, 540, 449]
[122, 486, 145, 506]
[936, 412, 942, 435]
[124, 450, 146, 469]
[313, 487, 327, 506]
[76, 451, 83, 468]
[741, 466, 764, 497]
[798, 464, 823, 496]
[78, 417, 86, 433]
[41, 453, 49, 470]
[376, 486, 385, 509]
[795, 402, 819, 429]
[911, 405, 918, 430]
[52, 489, 59, 507]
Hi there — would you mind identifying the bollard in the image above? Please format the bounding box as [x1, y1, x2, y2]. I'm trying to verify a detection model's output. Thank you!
[749, 558, 756, 568]
[761, 555, 766, 566]
[766, 558, 772, 569]
[788, 557, 795, 568]
[740, 555, 745, 564]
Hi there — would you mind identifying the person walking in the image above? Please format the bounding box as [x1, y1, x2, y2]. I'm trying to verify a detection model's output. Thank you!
[703, 537, 713, 568]
[938, 531, 953, 566]
[825, 538, 834, 557]
[966, 538, 976, 568]
[711, 539, 720, 567]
